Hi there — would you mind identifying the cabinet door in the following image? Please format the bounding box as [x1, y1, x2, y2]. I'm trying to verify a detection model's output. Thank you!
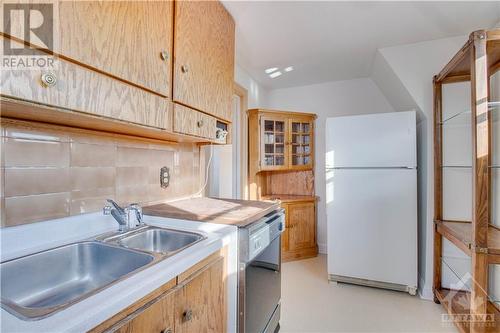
[289, 119, 314, 170]
[288, 202, 316, 250]
[173, 0, 235, 122]
[113, 291, 175, 333]
[175, 258, 225, 333]
[260, 116, 288, 171]
[0, 37, 169, 129]
[59, 1, 173, 96]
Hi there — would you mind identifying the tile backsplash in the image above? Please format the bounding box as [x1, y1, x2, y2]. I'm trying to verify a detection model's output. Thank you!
[0, 119, 202, 227]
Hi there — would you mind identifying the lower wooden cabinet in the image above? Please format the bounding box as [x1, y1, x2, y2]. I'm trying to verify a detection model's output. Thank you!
[92, 251, 225, 333]
[114, 291, 175, 333]
[282, 201, 318, 262]
[175, 257, 225, 333]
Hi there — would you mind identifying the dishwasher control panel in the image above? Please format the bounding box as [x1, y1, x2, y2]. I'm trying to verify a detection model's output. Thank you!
[247, 210, 285, 261]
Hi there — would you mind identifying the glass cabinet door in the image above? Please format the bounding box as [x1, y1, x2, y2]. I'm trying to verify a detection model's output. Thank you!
[261, 117, 287, 169]
[289, 119, 313, 169]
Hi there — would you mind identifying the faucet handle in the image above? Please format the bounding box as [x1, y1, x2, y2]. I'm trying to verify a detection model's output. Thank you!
[106, 199, 126, 215]
[103, 205, 112, 215]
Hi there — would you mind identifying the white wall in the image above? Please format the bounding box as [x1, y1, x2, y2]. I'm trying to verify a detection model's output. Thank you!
[266, 78, 395, 253]
[235, 64, 269, 108]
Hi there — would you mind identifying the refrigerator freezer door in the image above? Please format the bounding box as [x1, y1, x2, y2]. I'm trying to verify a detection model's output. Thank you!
[325, 111, 416, 168]
[326, 168, 418, 287]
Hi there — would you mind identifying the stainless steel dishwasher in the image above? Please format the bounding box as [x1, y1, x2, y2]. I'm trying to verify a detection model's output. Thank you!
[238, 209, 285, 333]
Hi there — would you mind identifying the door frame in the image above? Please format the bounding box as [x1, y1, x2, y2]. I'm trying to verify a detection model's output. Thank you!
[234, 83, 248, 199]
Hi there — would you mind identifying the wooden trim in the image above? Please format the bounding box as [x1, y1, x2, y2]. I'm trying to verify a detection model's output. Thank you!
[435, 38, 473, 83]
[234, 82, 249, 199]
[88, 278, 177, 333]
[433, 78, 443, 302]
[176, 249, 223, 284]
[470, 30, 490, 327]
[248, 108, 318, 119]
[0, 97, 210, 144]
[435, 221, 472, 256]
[441, 74, 471, 84]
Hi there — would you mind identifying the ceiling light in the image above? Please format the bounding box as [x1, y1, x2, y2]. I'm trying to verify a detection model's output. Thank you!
[265, 67, 278, 74]
[269, 71, 282, 79]
[284, 66, 294, 72]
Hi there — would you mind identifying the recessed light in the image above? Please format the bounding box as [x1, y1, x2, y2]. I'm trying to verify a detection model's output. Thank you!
[284, 66, 294, 72]
[265, 67, 278, 74]
[269, 71, 282, 79]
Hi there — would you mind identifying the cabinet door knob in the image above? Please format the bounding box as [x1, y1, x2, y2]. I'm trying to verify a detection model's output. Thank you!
[160, 51, 169, 61]
[161, 328, 172, 333]
[197, 120, 204, 128]
[41, 72, 57, 87]
[181, 65, 189, 73]
[183, 309, 193, 322]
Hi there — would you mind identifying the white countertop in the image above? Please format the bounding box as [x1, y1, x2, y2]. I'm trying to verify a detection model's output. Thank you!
[0, 213, 238, 333]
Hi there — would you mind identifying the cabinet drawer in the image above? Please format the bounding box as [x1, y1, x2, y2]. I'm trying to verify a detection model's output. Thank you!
[173, 103, 217, 140]
[1, 38, 169, 129]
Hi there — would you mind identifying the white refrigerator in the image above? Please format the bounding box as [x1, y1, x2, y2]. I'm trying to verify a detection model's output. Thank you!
[325, 110, 418, 295]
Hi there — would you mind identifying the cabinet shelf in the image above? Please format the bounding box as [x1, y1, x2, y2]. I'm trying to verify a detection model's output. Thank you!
[435, 220, 500, 261]
[435, 288, 500, 333]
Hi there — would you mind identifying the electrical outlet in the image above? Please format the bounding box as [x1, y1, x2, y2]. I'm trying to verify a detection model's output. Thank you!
[160, 166, 170, 188]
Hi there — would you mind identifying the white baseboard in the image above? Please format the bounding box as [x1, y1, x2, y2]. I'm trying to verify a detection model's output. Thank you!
[419, 276, 433, 300]
[318, 243, 327, 254]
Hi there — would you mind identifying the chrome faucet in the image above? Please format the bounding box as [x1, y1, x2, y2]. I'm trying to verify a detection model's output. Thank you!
[103, 199, 129, 232]
[103, 199, 144, 232]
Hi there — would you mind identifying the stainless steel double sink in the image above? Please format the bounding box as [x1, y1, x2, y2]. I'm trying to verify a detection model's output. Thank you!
[0, 225, 205, 320]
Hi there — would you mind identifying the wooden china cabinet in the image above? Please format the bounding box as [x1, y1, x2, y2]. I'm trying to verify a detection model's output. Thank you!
[248, 109, 318, 262]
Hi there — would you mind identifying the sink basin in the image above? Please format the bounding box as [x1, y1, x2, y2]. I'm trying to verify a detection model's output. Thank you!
[0, 241, 154, 320]
[118, 228, 204, 254]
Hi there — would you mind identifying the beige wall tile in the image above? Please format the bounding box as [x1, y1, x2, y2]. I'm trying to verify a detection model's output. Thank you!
[116, 185, 149, 205]
[5, 168, 70, 197]
[149, 149, 174, 167]
[70, 167, 115, 191]
[70, 187, 114, 215]
[0, 121, 201, 228]
[148, 184, 174, 203]
[116, 147, 151, 167]
[3, 138, 70, 167]
[71, 143, 116, 167]
[3, 123, 69, 142]
[4, 193, 70, 227]
[116, 167, 149, 187]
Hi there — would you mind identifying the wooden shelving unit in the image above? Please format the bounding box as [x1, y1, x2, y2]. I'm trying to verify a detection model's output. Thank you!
[433, 29, 500, 333]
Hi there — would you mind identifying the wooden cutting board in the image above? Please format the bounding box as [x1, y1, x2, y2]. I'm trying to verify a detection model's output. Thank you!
[143, 197, 280, 227]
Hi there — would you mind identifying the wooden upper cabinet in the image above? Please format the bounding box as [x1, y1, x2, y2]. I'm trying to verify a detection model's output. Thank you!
[260, 116, 289, 171]
[58, 1, 173, 97]
[249, 109, 316, 172]
[2, 1, 174, 96]
[288, 118, 314, 170]
[173, 0, 235, 122]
